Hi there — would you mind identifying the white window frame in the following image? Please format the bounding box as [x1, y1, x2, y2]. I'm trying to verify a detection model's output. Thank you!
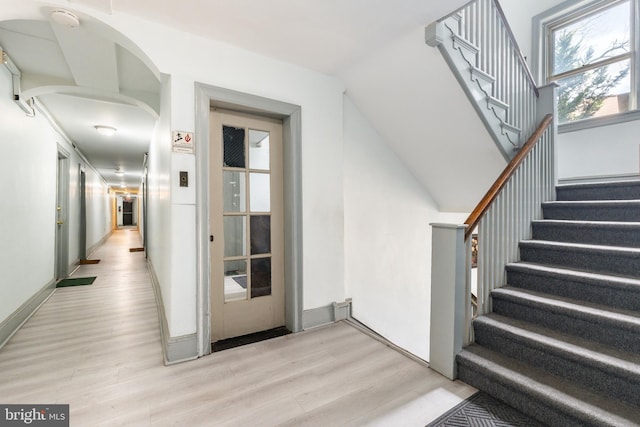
[533, 0, 640, 133]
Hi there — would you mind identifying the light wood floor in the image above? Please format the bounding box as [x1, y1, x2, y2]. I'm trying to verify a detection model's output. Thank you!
[0, 229, 476, 426]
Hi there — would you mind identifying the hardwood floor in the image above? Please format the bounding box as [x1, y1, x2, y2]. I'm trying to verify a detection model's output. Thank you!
[0, 229, 476, 426]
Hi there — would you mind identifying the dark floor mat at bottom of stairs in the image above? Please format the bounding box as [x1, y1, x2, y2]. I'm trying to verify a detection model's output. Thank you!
[426, 392, 545, 427]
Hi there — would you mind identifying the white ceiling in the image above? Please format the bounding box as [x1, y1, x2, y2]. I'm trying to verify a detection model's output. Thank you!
[1, 0, 510, 210]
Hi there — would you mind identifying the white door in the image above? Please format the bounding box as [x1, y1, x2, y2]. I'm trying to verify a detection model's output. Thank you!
[210, 109, 285, 342]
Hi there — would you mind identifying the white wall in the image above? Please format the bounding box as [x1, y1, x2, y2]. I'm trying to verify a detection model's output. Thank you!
[0, 66, 57, 322]
[147, 74, 175, 332]
[0, 64, 111, 324]
[557, 121, 640, 179]
[344, 96, 467, 361]
[83, 167, 111, 252]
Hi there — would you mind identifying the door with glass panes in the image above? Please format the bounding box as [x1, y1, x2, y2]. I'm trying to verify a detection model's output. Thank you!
[210, 109, 284, 342]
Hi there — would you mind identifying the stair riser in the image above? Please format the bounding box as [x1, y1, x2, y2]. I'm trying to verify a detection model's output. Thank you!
[456, 359, 585, 427]
[492, 297, 640, 353]
[543, 205, 640, 221]
[557, 183, 640, 201]
[532, 223, 640, 248]
[506, 267, 640, 312]
[519, 244, 640, 278]
[473, 322, 640, 407]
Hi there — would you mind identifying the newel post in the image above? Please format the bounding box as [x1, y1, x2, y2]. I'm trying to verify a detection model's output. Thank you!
[429, 223, 467, 380]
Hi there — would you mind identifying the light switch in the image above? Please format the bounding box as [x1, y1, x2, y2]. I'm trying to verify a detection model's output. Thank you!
[179, 171, 188, 187]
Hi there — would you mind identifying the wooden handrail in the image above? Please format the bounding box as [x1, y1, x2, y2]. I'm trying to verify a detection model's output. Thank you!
[464, 114, 553, 241]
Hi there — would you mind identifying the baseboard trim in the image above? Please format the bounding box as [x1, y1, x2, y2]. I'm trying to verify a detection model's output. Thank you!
[0, 279, 56, 350]
[147, 260, 197, 365]
[344, 318, 430, 368]
[303, 299, 353, 330]
[87, 230, 113, 259]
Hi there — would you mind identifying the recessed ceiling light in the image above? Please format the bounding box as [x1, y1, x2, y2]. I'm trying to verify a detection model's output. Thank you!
[51, 10, 80, 28]
[95, 125, 117, 136]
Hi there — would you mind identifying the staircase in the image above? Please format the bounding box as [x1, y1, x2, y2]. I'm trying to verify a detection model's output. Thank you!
[457, 180, 640, 426]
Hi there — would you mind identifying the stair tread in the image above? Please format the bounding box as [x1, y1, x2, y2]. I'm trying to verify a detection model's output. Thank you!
[479, 313, 640, 372]
[532, 219, 640, 227]
[557, 180, 640, 190]
[543, 199, 640, 206]
[506, 262, 640, 290]
[492, 286, 640, 327]
[459, 345, 640, 425]
[521, 239, 640, 254]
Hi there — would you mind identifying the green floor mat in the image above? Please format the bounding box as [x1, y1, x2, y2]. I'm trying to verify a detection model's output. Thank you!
[56, 277, 97, 288]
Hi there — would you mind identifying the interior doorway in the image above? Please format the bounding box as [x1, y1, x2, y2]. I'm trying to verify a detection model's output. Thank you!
[209, 109, 285, 343]
[79, 167, 87, 261]
[55, 149, 70, 280]
[123, 200, 134, 226]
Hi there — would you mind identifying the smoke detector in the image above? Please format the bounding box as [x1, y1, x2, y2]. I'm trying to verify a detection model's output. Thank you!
[50, 10, 80, 28]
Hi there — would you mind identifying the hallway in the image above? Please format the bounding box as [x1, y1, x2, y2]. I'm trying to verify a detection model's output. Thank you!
[0, 230, 475, 426]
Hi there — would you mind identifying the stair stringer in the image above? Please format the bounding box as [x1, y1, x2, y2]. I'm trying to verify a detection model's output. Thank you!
[426, 17, 521, 161]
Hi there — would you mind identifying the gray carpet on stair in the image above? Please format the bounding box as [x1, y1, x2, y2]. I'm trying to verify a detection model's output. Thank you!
[457, 180, 640, 426]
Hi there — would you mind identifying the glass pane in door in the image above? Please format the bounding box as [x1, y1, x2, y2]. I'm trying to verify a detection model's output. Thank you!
[223, 171, 246, 212]
[250, 215, 271, 255]
[223, 216, 246, 257]
[250, 173, 270, 212]
[249, 129, 270, 170]
[224, 259, 247, 302]
[223, 126, 245, 168]
[251, 257, 271, 298]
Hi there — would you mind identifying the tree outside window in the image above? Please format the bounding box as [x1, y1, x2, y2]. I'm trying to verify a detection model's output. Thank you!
[548, 0, 633, 123]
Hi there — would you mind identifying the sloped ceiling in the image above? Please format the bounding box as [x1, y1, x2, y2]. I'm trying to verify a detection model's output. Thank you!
[2, 0, 508, 210]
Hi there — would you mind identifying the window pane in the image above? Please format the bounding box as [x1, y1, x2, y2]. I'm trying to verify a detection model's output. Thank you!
[251, 257, 271, 298]
[249, 129, 270, 170]
[556, 59, 630, 123]
[250, 215, 271, 255]
[223, 216, 246, 257]
[223, 171, 246, 212]
[552, 2, 630, 75]
[223, 125, 245, 168]
[250, 173, 270, 212]
[224, 260, 247, 302]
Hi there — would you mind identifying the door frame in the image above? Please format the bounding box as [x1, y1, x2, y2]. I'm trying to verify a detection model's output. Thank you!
[195, 83, 303, 357]
[79, 166, 87, 261]
[55, 146, 70, 280]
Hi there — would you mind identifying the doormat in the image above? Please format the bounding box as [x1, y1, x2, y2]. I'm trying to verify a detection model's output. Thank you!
[56, 276, 97, 288]
[426, 392, 544, 427]
[129, 247, 144, 252]
[79, 259, 100, 265]
[212, 326, 291, 353]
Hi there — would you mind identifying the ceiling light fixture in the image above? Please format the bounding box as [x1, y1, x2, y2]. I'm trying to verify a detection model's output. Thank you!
[50, 10, 80, 28]
[95, 125, 117, 136]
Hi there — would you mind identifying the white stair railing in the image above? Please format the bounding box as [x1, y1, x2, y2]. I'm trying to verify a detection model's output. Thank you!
[426, 0, 559, 380]
[426, 0, 539, 160]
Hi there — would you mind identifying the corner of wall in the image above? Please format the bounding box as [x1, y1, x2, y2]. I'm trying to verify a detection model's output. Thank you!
[147, 259, 197, 365]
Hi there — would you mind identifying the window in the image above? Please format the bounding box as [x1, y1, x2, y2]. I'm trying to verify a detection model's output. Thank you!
[534, 0, 639, 129]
